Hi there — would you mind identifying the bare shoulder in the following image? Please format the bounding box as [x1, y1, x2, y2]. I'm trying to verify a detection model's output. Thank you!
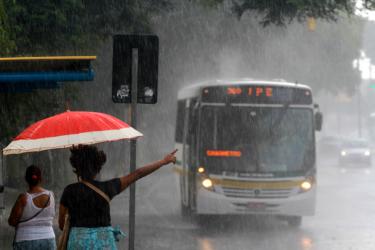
[17, 193, 27, 206]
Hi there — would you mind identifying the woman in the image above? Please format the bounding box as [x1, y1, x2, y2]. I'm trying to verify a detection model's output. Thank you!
[59, 145, 177, 250]
[8, 165, 56, 250]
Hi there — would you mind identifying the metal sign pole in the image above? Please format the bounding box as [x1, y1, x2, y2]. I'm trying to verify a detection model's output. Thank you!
[112, 35, 158, 249]
[128, 48, 138, 250]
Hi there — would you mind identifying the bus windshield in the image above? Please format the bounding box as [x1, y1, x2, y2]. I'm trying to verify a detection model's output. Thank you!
[199, 106, 314, 176]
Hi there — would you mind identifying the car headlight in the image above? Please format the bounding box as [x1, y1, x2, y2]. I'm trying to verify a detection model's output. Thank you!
[364, 150, 371, 156]
[341, 151, 347, 156]
[197, 167, 205, 173]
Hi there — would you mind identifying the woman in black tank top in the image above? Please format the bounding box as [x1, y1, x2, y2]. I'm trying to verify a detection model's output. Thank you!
[59, 145, 176, 250]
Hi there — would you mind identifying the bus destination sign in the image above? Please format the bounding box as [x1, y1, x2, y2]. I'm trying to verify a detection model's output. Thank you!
[201, 85, 312, 105]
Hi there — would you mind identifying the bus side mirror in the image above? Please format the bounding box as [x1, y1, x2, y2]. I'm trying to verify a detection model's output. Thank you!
[0, 185, 4, 193]
[315, 112, 323, 131]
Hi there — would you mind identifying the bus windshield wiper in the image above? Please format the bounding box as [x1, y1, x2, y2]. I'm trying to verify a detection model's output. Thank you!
[270, 102, 291, 132]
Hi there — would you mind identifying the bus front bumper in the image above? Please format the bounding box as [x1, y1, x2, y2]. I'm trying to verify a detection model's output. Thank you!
[196, 187, 316, 216]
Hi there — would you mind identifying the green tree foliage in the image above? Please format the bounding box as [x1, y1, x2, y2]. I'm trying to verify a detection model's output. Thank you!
[0, 0, 15, 54]
[0, 0, 372, 54]
[2, 0, 170, 55]
[198, 0, 375, 25]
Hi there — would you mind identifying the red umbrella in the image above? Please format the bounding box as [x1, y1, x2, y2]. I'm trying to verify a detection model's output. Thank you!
[3, 110, 142, 155]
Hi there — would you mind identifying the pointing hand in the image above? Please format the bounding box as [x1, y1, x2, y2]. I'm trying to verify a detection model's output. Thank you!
[163, 149, 178, 165]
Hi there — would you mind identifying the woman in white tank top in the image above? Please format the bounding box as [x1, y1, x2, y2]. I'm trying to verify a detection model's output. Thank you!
[8, 165, 56, 250]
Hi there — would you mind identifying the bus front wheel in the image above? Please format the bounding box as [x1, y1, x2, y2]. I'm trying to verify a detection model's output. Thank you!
[286, 216, 302, 227]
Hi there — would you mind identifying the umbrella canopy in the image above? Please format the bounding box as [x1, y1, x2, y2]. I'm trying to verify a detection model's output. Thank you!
[3, 111, 142, 155]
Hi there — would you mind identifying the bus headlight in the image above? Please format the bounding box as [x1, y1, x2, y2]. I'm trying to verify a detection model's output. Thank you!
[299, 179, 314, 193]
[202, 178, 213, 189]
[300, 181, 312, 191]
[341, 151, 347, 156]
[364, 150, 371, 156]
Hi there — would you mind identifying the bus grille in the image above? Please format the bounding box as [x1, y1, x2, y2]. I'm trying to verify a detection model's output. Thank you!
[221, 187, 294, 199]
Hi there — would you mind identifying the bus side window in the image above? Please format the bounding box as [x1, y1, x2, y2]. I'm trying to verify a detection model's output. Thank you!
[175, 100, 185, 143]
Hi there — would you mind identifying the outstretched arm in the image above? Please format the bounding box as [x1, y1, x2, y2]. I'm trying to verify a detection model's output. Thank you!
[119, 149, 177, 192]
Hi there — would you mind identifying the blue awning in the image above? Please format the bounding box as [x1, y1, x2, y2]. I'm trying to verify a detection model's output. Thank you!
[0, 70, 95, 83]
[0, 56, 96, 92]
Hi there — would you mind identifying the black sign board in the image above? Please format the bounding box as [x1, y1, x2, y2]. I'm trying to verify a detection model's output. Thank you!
[112, 35, 159, 104]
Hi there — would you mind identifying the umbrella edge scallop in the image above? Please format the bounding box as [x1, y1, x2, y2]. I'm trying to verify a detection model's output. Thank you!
[3, 127, 143, 155]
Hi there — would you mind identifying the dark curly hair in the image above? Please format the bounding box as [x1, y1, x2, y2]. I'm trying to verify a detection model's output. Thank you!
[70, 145, 106, 180]
[25, 165, 42, 186]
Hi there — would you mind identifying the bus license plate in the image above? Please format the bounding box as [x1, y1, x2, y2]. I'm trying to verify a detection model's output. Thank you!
[247, 202, 266, 210]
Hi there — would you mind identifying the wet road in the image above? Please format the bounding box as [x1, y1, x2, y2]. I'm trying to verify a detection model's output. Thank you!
[114, 156, 375, 250]
[2, 156, 375, 250]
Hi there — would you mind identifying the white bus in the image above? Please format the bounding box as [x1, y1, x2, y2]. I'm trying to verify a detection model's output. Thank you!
[174, 79, 322, 226]
[368, 113, 375, 145]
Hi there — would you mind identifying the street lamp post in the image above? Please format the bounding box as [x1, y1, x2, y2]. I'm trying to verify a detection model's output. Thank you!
[353, 52, 373, 138]
[357, 83, 362, 138]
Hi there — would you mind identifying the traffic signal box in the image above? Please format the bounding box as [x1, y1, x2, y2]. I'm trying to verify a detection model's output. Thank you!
[112, 35, 159, 104]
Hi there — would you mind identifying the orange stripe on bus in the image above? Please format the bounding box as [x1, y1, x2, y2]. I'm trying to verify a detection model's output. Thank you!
[206, 150, 242, 157]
